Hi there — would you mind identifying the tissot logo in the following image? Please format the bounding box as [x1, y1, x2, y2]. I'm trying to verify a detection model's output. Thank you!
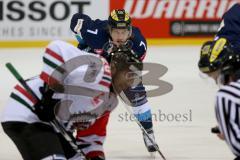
[0, 0, 90, 21]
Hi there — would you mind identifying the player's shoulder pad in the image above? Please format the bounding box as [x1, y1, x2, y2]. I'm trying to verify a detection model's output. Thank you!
[70, 13, 91, 34]
[216, 3, 240, 53]
[217, 3, 240, 35]
[70, 13, 108, 34]
[131, 26, 147, 60]
[224, 3, 240, 17]
[221, 3, 240, 28]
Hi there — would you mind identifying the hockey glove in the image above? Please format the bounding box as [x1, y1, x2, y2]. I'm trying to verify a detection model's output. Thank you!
[211, 126, 220, 134]
[34, 84, 60, 122]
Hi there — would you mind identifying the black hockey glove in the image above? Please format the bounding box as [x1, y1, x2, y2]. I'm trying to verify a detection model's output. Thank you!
[211, 126, 220, 134]
[34, 84, 60, 122]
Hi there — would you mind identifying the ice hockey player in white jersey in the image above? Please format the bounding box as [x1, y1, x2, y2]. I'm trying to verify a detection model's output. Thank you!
[1, 40, 143, 160]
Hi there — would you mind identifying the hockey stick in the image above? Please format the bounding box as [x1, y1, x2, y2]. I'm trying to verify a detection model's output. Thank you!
[5, 62, 87, 160]
[118, 93, 166, 160]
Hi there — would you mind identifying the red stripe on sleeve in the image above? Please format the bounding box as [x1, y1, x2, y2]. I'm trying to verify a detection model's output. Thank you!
[99, 81, 110, 88]
[40, 72, 59, 87]
[45, 48, 64, 63]
[14, 85, 37, 104]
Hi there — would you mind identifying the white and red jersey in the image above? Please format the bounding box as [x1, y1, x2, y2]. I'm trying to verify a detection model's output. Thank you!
[1, 76, 44, 123]
[1, 40, 118, 158]
[1, 40, 117, 124]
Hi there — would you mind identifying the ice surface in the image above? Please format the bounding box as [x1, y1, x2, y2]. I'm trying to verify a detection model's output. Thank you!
[0, 46, 234, 160]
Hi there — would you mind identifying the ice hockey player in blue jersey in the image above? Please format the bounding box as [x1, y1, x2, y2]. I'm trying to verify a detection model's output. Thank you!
[71, 9, 146, 61]
[70, 9, 159, 154]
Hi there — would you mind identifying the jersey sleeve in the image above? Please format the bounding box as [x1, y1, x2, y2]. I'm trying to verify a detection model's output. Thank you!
[70, 13, 109, 49]
[40, 40, 111, 93]
[131, 27, 147, 61]
[70, 13, 93, 35]
[215, 3, 240, 53]
[40, 40, 66, 86]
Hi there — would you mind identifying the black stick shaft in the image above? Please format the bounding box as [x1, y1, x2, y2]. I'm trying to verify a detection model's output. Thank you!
[6, 63, 39, 103]
[118, 93, 166, 160]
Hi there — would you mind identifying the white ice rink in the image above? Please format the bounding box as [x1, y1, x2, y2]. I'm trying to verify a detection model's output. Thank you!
[0, 45, 235, 160]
